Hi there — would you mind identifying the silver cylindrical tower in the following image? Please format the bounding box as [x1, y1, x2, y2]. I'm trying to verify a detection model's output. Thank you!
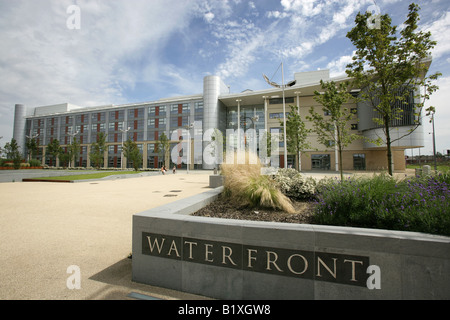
[203, 76, 227, 170]
[13, 104, 27, 156]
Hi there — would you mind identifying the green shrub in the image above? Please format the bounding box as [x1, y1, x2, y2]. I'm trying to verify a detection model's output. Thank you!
[313, 173, 450, 236]
[274, 168, 317, 200]
[29, 159, 41, 167]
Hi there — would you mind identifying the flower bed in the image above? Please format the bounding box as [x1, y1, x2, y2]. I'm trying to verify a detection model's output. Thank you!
[212, 165, 450, 237]
[313, 173, 450, 236]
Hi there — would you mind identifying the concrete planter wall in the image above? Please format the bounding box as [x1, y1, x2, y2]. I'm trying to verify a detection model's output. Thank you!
[132, 187, 450, 300]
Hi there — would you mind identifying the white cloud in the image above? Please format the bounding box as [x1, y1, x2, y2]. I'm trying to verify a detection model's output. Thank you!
[425, 75, 450, 153]
[266, 10, 288, 19]
[274, 0, 369, 63]
[280, 0, 325, 17]
[215, 24, 266, 79]
[422, 11, 450, 59]
[326, 53, 355, 78]
[204, 12, 215, 23]
[0, 0, 198, 105]
[0, 0, 204, 143]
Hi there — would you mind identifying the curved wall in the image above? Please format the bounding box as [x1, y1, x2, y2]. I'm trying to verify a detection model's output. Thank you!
[363, 125, 424, 149]
[13, 104, 27, 156]
[203, 76, 228, 169]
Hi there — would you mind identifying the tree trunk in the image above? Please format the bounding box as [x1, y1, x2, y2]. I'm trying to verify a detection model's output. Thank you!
[339, 146, 344, 181]
[385, 119, 393, 176]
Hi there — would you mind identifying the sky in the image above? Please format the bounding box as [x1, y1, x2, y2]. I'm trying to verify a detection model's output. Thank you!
[0, 0, 449, 156]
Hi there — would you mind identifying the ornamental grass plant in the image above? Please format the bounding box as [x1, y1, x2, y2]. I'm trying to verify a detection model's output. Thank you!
[313, 173, 450, 236]
[221, 152, 295, 214]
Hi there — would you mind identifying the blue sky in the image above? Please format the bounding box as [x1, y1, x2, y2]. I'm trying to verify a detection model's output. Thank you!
[0, 0, 449, 156]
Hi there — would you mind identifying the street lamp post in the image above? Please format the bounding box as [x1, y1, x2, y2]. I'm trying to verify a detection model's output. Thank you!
[426, 107, 437, 171]
[120, 122, 131, 170]
[184, 122, 194, 174]
[294, 91, 302, 171]
[263, 62, 296, 169]
[68, 127, 79, 168]
[236, 99, 242, 153]
[431, 112, 437, 171]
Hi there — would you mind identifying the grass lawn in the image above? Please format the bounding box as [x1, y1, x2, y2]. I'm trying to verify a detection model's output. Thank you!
[31, 171, 144, 181]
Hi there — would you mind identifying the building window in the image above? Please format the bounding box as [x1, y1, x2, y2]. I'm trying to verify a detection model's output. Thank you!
[110, 110, 124, 121]
[91, 113, 105, 122]
[129, 108, 144, 119]
[269, 97, 294, 104]
[311, 154, 331, 170]
[195, 101, 203, 112]
[353, 154, 366, 170]
[269, 112, 290, 119]
[171, 105, 179, 114]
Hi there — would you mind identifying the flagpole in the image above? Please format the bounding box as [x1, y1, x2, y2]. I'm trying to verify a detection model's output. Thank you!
[263, 62, 296, 170]
[281, 62, 288, 169]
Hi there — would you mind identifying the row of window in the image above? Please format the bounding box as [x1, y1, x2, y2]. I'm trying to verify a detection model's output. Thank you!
[31, 102, 204, 128]
[43, 150, 367, 171]
[268, 108, 357, 119]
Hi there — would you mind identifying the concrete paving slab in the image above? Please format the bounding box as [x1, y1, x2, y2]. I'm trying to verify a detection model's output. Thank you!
[0, 171, 213, 300]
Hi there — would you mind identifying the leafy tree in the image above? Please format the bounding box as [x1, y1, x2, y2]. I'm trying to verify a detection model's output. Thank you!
[89, 132, 107, 169]
[47, 139, 62, 166]
[346, 3, 441, 175]
[309, 80, 361, 180]
[123, 139, 142, 171]
[68, 137, 80, 168]
[25, 137, 39, 161]
[59, 151, 70, 168]
[157, 132, 170, 168]
[280, 105, 311, 171]
[4, 138, 22, 169]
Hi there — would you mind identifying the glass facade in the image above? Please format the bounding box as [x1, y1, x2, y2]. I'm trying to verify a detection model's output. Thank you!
[19, 72, 421, 172]
[26, 99, 202, 169]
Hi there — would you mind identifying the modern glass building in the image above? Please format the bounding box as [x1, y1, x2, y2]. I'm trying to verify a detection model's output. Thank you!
[12, 70, 426, 172]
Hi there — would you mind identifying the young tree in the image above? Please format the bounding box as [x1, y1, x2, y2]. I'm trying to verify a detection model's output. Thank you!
[157, 132, 170, 168]
[47, 139, 62, 166]
[89, 132, 107, 169]
[25, 137, 39, 162]
[4, 138, 22, 169]
[68, 137, 80, 168]
[123, 139, 142, 171]
[346, 3, 441, 175]
[280, 105, 311, 171]
[309, 80, 361, 180]
[59, 151, 70, 168]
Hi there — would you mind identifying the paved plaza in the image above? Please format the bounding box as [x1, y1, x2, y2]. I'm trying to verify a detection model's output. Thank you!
[0, 170, 214, 300]
[0, 169, 416, 300]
